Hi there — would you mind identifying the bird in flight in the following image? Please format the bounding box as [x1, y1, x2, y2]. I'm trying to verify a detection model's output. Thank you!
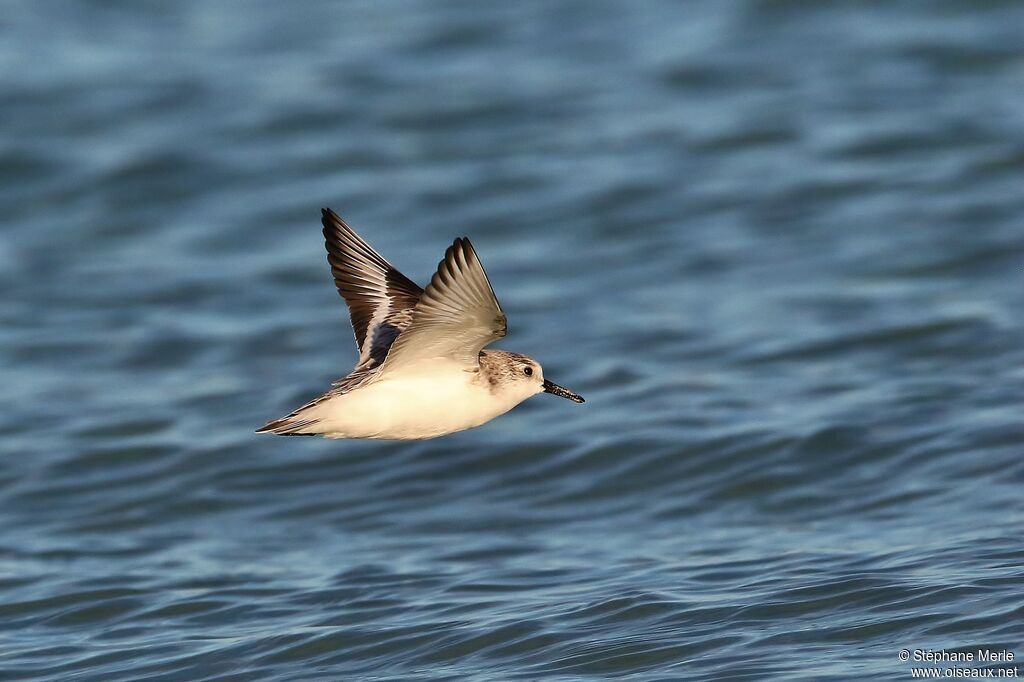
[257, 209, 584, 439]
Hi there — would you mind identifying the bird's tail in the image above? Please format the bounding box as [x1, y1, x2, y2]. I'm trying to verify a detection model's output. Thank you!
[255, 415, 320, 436]
[256, 395, 327, 436]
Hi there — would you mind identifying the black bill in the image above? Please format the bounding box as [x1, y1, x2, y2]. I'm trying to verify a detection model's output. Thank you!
[542, 379, 585, 403]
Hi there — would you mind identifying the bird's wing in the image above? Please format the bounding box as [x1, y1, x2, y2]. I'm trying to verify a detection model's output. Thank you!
[379, 237, 507, 372]
[321, 208, 423, 372]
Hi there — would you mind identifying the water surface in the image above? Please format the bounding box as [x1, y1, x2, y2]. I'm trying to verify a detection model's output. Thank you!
[2, 1, 1023, 679]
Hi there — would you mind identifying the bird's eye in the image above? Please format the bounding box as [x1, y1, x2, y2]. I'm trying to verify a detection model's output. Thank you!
[523, 366, 533, 377]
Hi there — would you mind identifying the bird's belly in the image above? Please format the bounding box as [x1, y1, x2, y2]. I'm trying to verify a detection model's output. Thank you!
[315, 374, 505, 439]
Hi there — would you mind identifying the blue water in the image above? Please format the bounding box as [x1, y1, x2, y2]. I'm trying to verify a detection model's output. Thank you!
[2, 1, 1023, 679]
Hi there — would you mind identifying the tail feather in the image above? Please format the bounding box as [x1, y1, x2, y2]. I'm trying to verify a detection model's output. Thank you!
[258, 389, 337, 437]
[255, 416, 320, 436]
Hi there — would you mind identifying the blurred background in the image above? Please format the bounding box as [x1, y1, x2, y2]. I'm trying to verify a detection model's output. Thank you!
[2, 1, 1023, 679]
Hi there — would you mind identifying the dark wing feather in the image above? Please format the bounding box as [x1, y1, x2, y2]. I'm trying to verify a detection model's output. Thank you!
[321, 208, 423, 371]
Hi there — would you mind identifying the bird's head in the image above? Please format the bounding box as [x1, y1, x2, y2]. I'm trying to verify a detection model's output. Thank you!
[480, 350, 585, 406]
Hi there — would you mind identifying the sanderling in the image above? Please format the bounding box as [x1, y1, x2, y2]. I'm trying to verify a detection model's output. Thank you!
[257, 208, 584, 440]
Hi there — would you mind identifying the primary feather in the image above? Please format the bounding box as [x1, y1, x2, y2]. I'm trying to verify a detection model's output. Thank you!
[321, 208, 422, 372]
